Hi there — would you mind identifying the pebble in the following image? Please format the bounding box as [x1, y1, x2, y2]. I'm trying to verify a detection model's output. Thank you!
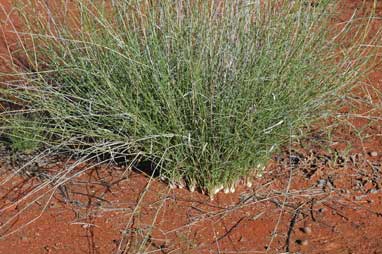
[301, 226, 312, 234]
[296, 239, 309, 246]
[290, 155, 301, 166]
[20, 236, 28, 241]
[317, 179, 326, 188]
[370, 188, 379, 194]
[239, 236, 246, 242]
[354, 195, 366, 201]
[370, 151, 378, 157]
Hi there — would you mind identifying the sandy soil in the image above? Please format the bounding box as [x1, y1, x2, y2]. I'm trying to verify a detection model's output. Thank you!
[1, 0, 382, 253]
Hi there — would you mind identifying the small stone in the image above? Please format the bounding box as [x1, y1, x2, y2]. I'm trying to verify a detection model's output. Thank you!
[54, 242, 63, 248]
[290, 155, 300, 166]
[239, 236, 246, 242]
[44, 245, 51, 252]
[301, 226, 312, 234]
[296, 239, 308, 246]
[370, 188, 379, 194]
[317, 179, 327, 188]
[20, 236, 28, 241]
[369, 151, 378, 157]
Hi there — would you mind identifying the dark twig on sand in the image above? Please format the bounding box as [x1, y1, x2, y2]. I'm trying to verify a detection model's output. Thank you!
[285, 206, 302, 253]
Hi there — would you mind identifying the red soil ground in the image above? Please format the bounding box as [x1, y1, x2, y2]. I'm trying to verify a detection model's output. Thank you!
[1, 1, 382, 253]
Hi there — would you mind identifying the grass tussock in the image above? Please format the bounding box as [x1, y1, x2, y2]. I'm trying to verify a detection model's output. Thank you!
[0, 0, 381, 195]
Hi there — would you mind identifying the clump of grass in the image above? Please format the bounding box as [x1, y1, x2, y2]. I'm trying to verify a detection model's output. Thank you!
[2, 114, 44, 153]
[0, 0, 381, 195]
